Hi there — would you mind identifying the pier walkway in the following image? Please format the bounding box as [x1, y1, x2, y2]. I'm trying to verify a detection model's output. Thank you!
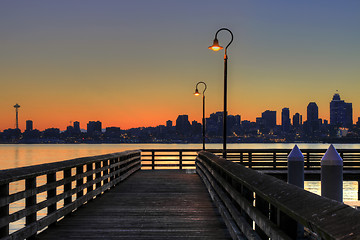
[37, 170, 231, 240]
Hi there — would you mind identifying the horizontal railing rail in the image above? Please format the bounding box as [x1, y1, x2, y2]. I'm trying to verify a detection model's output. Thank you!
[0, 150, 141, 240]
[196, 151, 360, 240]
[140, 148, 360, 170]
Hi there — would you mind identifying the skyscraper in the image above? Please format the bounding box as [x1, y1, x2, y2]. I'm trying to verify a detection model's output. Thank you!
[292, 113, 302, 128]
[73, 121, 81, 134]
[166, 120, 173, 128]
[330, 93, 353, 128]
[306, 102, 319, 133]
[87, 121, 102, 135]
[281, 108, 290, 132]
[26, 120, 33, 131]
[175, 115, 191, 134]
[262, 110, 276, 130]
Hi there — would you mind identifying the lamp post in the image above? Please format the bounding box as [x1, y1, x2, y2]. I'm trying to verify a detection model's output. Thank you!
[209, 28, 233, 158]
[194, 81, 207, 150]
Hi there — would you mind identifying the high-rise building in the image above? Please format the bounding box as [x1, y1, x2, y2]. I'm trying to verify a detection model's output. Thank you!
[176, 115, 191, 134]
[73, 121, 81, 133]
[166, 120, 172, 128]
[306, 102, 320, 133]
[307, 102, 318, 123]
[26, 120, 33, 131]
[234, 115, 241, 126]
[281, 108, 290, 132]
[87, 121, 102, 135]
[262, 110, 276, 130]
[330, 93, 353, 128]
[293, 113, 302, 128]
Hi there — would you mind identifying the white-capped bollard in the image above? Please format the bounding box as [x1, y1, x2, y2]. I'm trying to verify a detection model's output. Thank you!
[287, 145, 304, 239]
[321, 144, 343, 202]
[287, 145, 304, 188]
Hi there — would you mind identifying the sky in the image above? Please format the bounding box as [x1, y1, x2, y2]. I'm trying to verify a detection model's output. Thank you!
[1, 0, 359, 131]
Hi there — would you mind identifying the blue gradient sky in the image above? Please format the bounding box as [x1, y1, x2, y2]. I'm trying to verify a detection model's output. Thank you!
[1, 1, 359, 130]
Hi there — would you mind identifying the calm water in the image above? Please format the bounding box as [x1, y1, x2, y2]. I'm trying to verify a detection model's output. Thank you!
[3, 143, 360, 170]
[0, 143, 358, 233]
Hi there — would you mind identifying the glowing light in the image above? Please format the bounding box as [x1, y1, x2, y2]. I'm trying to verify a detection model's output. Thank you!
[194, 89, 200, 96]
[208, 38, 223, 51]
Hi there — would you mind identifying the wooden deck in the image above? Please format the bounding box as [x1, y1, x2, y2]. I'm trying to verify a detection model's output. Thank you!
[37, 170, 231, 240]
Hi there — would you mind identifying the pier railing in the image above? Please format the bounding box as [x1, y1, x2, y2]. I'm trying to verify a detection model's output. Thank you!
[0, 150, 141, 240]
[196, 151, 360, 240]
[140, 148, 360, 170]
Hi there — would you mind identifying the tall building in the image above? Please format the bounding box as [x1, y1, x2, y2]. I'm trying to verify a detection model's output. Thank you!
[306, 102, 320, 133]
[262, 110, 276, 130]
[206, 112, 223, 136]
[307, 102, 318, 123]
[166, 120, 173, 128]
[26, 120, 33, 131]
[234, 115, 241, 126]
[73, 121, 81, 133]
[292, 113, 302, 128]
[330, 93, 353, 128]
[281, 108, 290, 132]
[175, 115, 191, 134]
[87, 121, 102, 135]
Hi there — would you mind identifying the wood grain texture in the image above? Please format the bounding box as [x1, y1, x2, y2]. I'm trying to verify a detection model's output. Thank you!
[37, 170, 231, 240]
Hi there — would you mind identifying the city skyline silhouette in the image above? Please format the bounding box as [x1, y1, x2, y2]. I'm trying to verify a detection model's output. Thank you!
[3, 92, 357, 132]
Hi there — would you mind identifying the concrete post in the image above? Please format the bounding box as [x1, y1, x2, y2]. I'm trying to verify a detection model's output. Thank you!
[287, 145, 304, 188]
[321, 144, 343, 202]
[287, 145, 304, 239]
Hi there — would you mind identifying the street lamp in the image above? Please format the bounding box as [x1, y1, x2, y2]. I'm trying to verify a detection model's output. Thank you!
[209, 28, 233, 158]
[194, 81, 207, 150]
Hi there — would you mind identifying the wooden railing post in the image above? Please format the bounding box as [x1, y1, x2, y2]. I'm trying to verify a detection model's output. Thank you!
[0, 183, 9, 237]
[63, 168, 72, 207]
[95, 161, 101, 196]
[240, 152, 243, 163]
[306, 152, 310, 169]
[273, 152, 276, 169]
[25, 177, 36, 240]
[278, 210, 297, 239]
[47, 173, 57, 227]
[110, 158, 115, 184]
[76, 165, 84, 199]
[103, 160, 109, 185]
[241, 185, 253, 226]
[152, 151, 155, 170]
[269, 204, 277, 226]
[248, 152, 252, 168]
[87, 163, 93, 198]
[255, 195, 269, 239]
[179, 151, 183, 170]
[116, 157, 121, 179]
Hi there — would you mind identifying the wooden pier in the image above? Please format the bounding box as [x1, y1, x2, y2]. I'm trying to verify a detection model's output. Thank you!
[37, 170, 230, 240]
[1, 149, 360, 240]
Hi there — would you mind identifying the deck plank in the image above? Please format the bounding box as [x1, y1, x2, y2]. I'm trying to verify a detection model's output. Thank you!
[37, 170, 231, 239]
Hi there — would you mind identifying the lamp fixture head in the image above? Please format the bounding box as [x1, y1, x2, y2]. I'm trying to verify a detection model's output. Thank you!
[194, 88, 200, 96]
[208, 38, 223, 51]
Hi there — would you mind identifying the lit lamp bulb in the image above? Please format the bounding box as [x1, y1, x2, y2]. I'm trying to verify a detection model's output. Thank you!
[208, 38, 223, 51]
[194, 89, 200, 96]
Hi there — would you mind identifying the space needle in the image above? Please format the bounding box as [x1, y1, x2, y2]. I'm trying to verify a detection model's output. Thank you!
[14, 103, 20, 129]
